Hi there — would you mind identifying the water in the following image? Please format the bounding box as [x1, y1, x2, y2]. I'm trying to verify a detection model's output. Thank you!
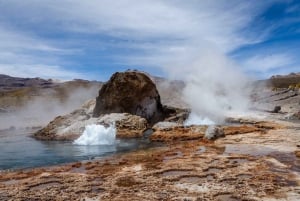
[0, 129, 151, 170]
[74, 124, 116, 145]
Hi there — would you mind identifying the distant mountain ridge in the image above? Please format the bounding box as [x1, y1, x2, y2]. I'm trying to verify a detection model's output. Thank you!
[0, 74, 54, 91]
[0, 74, 103, 110]
[269, 72, 300, 88]
[0, 74, 102, 92]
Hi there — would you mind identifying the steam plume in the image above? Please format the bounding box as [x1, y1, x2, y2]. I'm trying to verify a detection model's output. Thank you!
[164, 46, 251, 124]
[0, 85, 99, 130]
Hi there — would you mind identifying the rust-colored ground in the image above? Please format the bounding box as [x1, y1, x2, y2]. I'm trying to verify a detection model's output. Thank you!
[0, 119, 299, 201]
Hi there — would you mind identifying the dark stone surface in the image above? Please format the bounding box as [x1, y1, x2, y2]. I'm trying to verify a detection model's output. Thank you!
[273, 106, 281, 113]
[93, 72, 166, 124]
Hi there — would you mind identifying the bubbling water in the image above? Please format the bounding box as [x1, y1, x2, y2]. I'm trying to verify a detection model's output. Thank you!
[73, 124, 116, 145]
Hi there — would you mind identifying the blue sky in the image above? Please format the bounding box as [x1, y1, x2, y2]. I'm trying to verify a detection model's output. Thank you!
[0, 0, 299, 80]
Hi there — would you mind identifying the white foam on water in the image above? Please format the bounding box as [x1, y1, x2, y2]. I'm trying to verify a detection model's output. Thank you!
[184, 112, 215, 126]
[73, 124, 116, 145]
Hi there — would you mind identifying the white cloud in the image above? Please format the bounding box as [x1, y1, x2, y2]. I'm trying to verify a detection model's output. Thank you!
[2, 0, 295, 123]
[0, 25, 83, 79]
[239, 52, 300, 78]
[0, 26, 77, 53]
[0, 64, 84, 80]
[0, 0, 285, 79]
[33, 0, 269, 52]
[243, 54, 294, 72]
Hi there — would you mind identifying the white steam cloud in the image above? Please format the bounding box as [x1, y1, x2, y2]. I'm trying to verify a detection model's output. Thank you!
[0, 1, 257, 128]
[0, 86, 99, 130]
[165, 46, 251, 124]
[184, 112, 215, 126]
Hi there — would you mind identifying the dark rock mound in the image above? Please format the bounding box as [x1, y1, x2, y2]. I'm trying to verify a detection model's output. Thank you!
[272, 106, 281, 113]
[93, 72, 165, 124]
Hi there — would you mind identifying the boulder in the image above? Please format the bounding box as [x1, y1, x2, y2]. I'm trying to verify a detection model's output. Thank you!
[93, 72, 165, 124]
[272, 106, 281, 113]
[204, 126, 224, 140]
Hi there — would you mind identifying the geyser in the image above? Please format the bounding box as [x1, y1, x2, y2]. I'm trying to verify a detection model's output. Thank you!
[73, 124, 116, 145]
[164, 47, 251, 124]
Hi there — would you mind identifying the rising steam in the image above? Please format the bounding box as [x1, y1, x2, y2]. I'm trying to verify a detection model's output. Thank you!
[0, 85, 99, 130]
[165, 46, 251, 124]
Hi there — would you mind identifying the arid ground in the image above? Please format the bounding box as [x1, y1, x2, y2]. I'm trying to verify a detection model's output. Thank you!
[0, 73, 299, 201]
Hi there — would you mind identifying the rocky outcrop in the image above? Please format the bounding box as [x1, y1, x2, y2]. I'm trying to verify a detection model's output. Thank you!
[93, 72, 165, 124]
[33, 71, 190, 141]
[97, 113, 148, 138]
[149, 118, 282, 142]
[34, 99, 148, 140]
[34, 99, 96, 140]
[162, 106, 190, 124]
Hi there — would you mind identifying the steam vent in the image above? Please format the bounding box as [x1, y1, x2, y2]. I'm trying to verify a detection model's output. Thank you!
[93, 71, 165, 124]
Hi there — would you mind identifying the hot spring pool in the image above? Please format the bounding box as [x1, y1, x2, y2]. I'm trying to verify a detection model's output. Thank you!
[0, 128, 153, 170]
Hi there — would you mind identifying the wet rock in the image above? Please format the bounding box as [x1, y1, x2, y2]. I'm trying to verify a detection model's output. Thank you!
[34, 99, 96, 140]
[115, 176, 140, 187]
[98, 113, 148, 138]
[293, 110, 300, 120]
[34, 99, 148, 140]
[152, 121, 181, 129]
[163, 106, 190, 124]
[284, 110, 300, 120]
[204, 126, 224, 140]
[273, 106, 281, 113]
[93, 71, 165, 124]
[295, 151, 300, 158]
[150, 122, 206, 142]
[222, 125, 263, 135]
